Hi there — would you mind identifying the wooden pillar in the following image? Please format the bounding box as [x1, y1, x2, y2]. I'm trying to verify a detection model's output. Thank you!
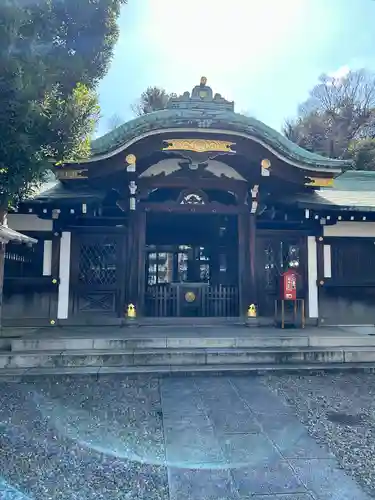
[124, 152, 147, 316]
[51, 230, 60, 279]
[238, 211, 257, 317]
[50, 230, 61, 321]
[249, 213, 257, 307]
[136, 211, 147, 315]
[125, 211, 147, 315]
[238, 212, 251, 317]
[118, 228, 128, 318]
[238, 184, 259, 317]
[126, 214, 139, 306]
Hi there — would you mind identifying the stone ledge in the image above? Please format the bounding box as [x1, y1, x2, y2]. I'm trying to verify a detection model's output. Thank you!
[2, 362, 375, 377]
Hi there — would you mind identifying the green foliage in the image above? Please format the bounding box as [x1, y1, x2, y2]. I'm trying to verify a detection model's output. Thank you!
[0, 0, 126, 206]
[40, 83, 100, 161]
[348, 138, 375, 171]
[283, 112, 331, 157]
[132, 86, 170, 116]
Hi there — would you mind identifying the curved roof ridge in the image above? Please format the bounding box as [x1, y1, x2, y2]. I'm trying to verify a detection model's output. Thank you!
[89, 107, 353, 170]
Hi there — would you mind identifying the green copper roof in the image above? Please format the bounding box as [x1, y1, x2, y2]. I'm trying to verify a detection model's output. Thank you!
[289, 190, 375, 211]
[24, 181, 105, 205]
[281, 170, 375, 211]
[332, 170, 375, 190]
[86, 81, 353, 171]
[89, 108, 352, 170]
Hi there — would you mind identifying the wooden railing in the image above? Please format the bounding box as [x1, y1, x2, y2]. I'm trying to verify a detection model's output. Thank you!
[145, 284, 239, 317]
[145, 285, 178, 317]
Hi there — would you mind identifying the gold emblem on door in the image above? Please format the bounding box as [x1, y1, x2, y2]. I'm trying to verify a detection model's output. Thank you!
[185, 291, 196, 303]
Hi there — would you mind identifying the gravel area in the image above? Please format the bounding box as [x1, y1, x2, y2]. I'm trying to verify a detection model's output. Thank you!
[264, 372, 375, 498]
[1, 372, 373, 499]
[0, 375, 168, 500]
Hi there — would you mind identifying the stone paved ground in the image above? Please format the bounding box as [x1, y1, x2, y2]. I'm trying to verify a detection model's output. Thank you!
[0, 373, 372, 500]
[265, 372, 375, 499]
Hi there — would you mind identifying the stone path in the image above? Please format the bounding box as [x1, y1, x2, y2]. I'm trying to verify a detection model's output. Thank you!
[162, 376, 370, 499]
[0, 374, 371, 499]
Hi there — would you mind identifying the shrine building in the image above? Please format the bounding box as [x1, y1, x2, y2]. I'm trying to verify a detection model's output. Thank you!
[4, 78, 375, 327]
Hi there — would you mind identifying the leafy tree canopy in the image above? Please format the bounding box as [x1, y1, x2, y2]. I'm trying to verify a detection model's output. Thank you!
[0, 0, 127, 208]
[348, 138, 375, 171]
[132, 86, 170, 116]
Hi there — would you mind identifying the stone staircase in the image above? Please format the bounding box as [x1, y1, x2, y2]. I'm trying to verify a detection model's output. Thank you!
[1, 326, 375, 376]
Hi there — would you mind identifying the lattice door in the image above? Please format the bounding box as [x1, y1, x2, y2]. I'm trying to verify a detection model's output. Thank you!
[72, 233, 123, 315]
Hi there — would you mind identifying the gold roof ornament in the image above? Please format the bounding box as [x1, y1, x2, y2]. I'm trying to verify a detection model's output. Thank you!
[261, 158, 271, 177]
[305, 177, 334, 187]
[125, 154, 136, 165]
[167, 77, 234, 111]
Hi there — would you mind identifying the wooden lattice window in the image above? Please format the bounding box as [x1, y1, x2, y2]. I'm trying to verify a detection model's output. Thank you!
[78, 236, 118, 286]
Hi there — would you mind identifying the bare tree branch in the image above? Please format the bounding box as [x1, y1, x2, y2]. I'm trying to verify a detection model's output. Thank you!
[286, 69, 375, 160]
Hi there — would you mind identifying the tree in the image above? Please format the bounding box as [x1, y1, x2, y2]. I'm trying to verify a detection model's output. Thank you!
[284, 69, 375, 162]
[0, 0, 127, 321]
[107, 113, 124, 132]
[132, 86, 170, 116]
[1, 0, 128, 205]
[284, 112, 331, 157]
[348, 138, 375, 171]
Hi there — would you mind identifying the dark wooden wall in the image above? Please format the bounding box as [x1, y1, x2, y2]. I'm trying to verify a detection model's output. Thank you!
[319, 237, 375, 325]
[3, 232, 58, 327]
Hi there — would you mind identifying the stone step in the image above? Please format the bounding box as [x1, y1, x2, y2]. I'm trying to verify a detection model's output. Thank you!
[3, 346, 375, 370]
[10, 334, 375, 352]
[1, 361, 375, 379]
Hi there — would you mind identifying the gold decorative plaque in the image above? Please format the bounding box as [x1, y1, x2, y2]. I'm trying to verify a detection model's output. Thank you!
[163, 139, 236, 154]
[125, 154, 137, 165]
[185, 291, 196, 303]
[305, 177, 334, 187]
[56, 169, 88, 180]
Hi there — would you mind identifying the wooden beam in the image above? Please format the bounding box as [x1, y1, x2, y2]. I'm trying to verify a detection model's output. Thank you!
[140, 202, 246, 214]
[137, 176, 247, 194]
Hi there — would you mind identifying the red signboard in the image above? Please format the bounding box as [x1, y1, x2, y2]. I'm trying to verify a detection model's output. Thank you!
[281, 269, 297, 301]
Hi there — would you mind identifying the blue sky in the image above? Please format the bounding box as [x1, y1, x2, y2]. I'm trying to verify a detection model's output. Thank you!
[96, 0, 375, 137]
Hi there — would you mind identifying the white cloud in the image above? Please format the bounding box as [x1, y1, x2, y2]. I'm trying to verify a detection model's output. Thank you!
[328, 65, 350, 80]
[142, 0, 306, 99]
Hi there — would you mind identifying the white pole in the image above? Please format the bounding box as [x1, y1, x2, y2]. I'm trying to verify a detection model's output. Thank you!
[307, 236, 319, 318]
[323, 244, 332, 278]
[42, 240, 52, 276]
[57, 232, 71, 319]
